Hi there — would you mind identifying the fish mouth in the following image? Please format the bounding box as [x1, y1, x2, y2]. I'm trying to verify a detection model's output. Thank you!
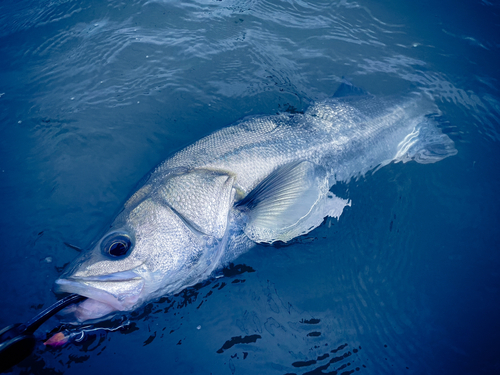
[54, 271, 144, 322]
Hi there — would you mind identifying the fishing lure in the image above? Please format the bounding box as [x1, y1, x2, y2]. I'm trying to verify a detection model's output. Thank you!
[44, 321, 130, 347]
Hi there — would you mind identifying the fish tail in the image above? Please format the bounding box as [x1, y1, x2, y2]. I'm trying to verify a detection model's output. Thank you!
[395, 116, 458, 164]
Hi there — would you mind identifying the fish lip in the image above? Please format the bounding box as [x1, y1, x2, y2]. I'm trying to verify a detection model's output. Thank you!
[68, 270, 141, 282]
[54, 273, 145, 312]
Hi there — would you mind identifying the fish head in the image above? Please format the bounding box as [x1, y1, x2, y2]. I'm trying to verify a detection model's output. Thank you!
[54, 179, 228, 322]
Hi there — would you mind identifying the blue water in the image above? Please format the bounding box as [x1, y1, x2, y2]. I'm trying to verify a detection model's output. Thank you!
[0, 0, 499, 374]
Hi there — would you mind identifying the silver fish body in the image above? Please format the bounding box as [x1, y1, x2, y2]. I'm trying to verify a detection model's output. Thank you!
[55, 85, 457, 322]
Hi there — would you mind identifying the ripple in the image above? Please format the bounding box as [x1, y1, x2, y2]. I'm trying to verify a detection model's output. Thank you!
[17, 0, 409, 115]
[0, 0, 84, 38]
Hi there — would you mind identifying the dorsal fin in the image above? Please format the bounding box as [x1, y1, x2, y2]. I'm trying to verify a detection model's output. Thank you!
[333, 80, 368, 98]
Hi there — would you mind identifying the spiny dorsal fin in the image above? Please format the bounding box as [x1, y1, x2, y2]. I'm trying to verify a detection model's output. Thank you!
[333, 79, 368, 98]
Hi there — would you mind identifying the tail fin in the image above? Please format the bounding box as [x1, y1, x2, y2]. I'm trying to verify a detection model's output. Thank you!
[395, 117, 457, 164]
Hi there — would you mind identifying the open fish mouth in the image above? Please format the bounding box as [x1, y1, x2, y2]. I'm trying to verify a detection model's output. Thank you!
[54, 271, 144, 322]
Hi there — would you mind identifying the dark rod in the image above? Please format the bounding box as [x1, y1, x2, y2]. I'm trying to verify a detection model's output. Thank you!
[0, 293, 87, 372]
[23, 293, 87, 333]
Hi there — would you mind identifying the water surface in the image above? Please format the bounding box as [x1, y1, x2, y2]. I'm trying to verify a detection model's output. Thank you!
[0, 0, 499, 374]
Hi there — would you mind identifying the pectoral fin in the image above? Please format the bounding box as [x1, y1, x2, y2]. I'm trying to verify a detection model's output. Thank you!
[237, 161, 350, 244]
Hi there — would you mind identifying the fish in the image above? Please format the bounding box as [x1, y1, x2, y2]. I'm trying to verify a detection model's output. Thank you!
[54, 82, 457, 322]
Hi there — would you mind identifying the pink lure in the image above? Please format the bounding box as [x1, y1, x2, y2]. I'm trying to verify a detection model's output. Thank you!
[44, 332, 69, 347]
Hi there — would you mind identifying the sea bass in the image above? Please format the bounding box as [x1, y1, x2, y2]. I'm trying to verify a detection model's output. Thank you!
[55, 83, 457, 322]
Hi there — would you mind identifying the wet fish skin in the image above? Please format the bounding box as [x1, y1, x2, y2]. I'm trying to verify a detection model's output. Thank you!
[54, 85, 457, 322]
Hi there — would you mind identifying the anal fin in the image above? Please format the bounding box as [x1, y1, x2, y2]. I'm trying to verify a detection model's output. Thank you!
[237, 161, 350, 244]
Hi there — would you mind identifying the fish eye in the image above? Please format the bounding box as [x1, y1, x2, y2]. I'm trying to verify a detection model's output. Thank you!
[101, 233, 133, 258]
